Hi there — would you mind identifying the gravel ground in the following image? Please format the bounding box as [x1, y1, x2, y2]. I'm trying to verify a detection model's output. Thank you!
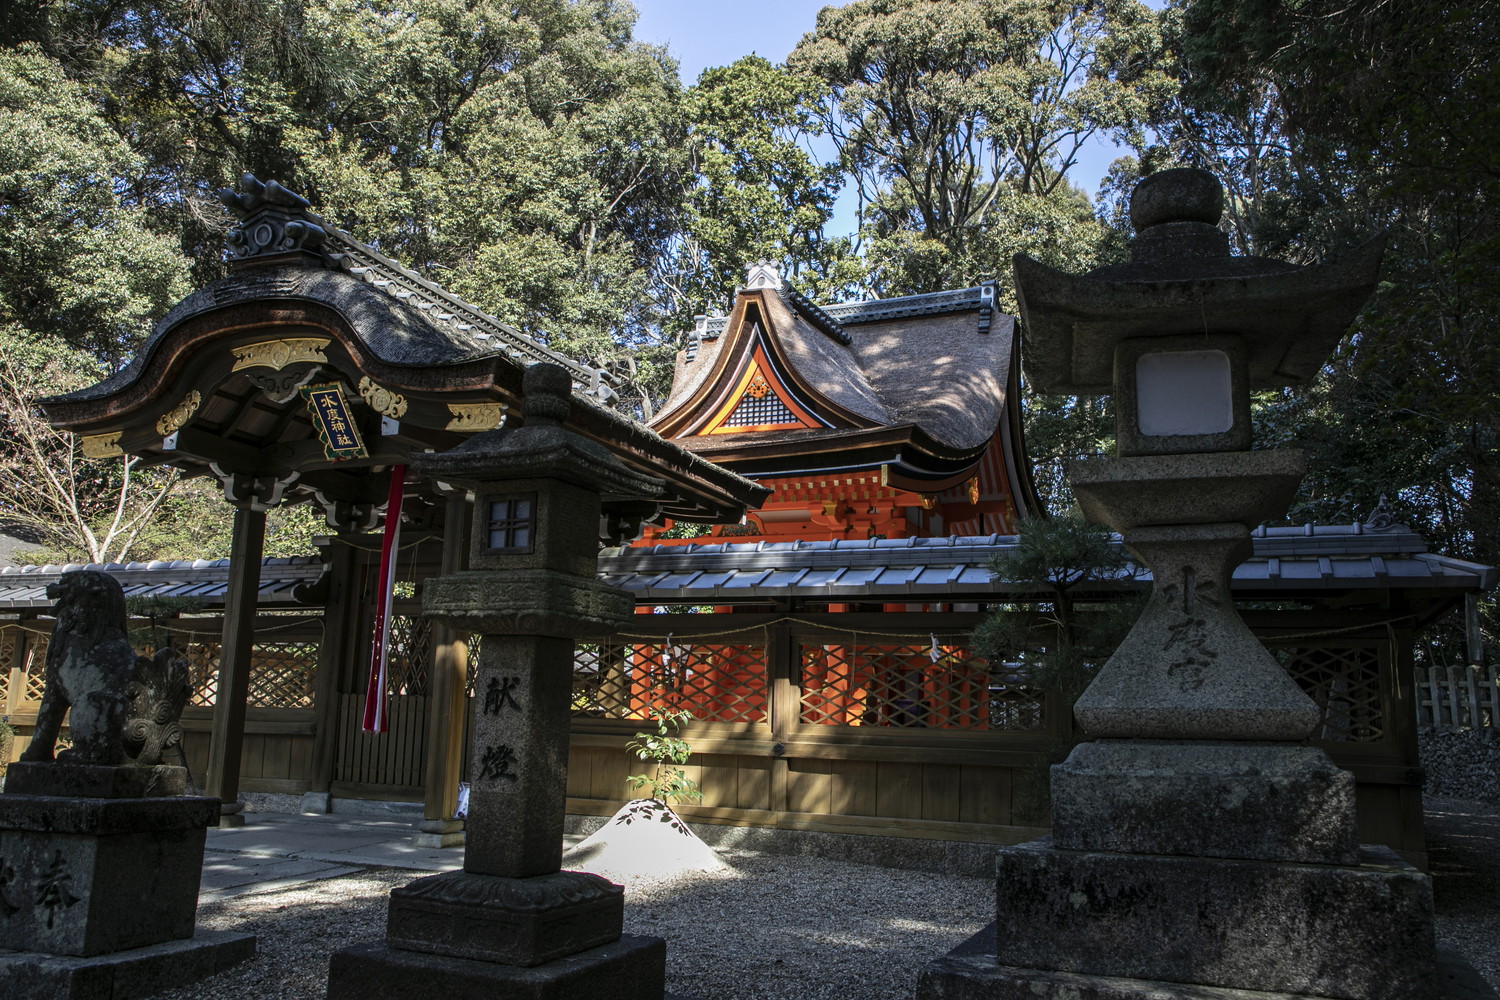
[145, 800, 1499, 1000]
[1421, 729, 1500, 804]
[1427, 796, 1500, 991]
[150, 851, 993, 1000]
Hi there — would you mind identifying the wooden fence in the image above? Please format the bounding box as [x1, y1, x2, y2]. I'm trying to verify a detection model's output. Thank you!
[1415, 665, 1500, 731]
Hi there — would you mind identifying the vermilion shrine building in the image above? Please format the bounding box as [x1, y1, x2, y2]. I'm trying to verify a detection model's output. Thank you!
[1, 183, 1492, 867]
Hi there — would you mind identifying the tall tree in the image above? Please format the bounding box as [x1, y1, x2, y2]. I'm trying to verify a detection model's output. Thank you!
[789, 0, 1171, 296]
[1162, 0, 1500, 653]
[0, 44, 188, 364]
[23, 1, 696, 412]
[663, 56, 849, 321]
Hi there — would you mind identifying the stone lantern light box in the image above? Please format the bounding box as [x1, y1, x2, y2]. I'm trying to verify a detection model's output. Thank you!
[1114, 334, 1248, 456]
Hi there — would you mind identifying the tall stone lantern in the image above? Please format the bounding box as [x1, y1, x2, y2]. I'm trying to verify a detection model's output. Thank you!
[917, 170, 1442, 1000]
[329, 363, 670, 999]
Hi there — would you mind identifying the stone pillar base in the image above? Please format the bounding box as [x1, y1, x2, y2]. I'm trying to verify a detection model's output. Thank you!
[411, 818, 465, 849]
[918, 930, 1497, 1000]
[988, 839, 1433, 1000]
[328, 935, 666, 1000]
[0, 928, 255, 1000]
[299, 791, 332, 815]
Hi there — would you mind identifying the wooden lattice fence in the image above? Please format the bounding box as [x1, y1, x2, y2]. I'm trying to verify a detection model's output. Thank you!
[1416, 665, 1499, 731]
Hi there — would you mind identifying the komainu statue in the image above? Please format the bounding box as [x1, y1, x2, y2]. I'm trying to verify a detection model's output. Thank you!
[20, 571, 137, 765]
[122, 647, 192, 766]
[18, 570, 195, 769]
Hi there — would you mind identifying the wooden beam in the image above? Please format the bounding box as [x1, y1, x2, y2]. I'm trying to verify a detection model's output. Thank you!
[204, 505, 266, 824]
[169, 427, 263, 474]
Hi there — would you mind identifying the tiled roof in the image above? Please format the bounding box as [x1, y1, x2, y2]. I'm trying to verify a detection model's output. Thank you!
[319, 228, 619, 401]
[0, 557, 325, 611]
[692, 284, 995, 343]
[597, 524, 1496, 602]
[7, 523, 1485, 613]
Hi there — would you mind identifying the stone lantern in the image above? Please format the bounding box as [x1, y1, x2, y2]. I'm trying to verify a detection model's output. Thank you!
[917, 170, 1442, 1000]
[329, 363, 670, 999]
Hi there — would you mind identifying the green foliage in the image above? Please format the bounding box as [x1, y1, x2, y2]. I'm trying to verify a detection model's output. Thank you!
[0, 44, 189, 364]
[625, 707, 703, 805]
[973, 513, 1136, 699]
[790, 0, 1172, 297]
[1159, 0, 1500, 655]
[664, 56, 849, 321]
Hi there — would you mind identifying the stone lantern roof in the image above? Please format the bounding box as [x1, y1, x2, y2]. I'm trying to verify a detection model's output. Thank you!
[1016, 168, 1385, 394]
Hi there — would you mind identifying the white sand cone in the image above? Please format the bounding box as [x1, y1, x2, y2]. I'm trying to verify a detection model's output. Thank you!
[563, 798, 729, 878]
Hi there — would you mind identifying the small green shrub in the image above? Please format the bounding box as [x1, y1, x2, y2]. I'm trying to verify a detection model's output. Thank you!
[625, 708, 702, 805]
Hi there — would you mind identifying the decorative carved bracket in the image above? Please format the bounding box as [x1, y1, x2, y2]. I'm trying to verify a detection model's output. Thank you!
[211, 464, 301, 511]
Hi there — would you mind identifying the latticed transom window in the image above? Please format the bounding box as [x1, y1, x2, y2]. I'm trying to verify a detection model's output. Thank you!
[185, 643, 221, 707]
[798, 642, 1044, 731]
[385, 613, 431, 697]
[0, 627, 15, 705]
[721, 381, 797, 428]
[572, 639, 769, 723]
[1273, 644, 1385, 743]
[486, 494, 535, 553]
[22, 634, 49, 704]
[181, 636, 319, 708]
[247, 641, 318, 708]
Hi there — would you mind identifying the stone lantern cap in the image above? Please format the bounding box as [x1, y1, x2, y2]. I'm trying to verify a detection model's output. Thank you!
[1016, 168, 1384, 395]
[412, 364, 665, 503]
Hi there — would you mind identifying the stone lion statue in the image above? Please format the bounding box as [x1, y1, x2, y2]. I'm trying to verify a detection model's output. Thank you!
[20, 570, 139, 766]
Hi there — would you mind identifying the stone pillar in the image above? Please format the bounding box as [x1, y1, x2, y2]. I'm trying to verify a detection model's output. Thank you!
[916, 170, 1443, 1000]
[327, 364, 670, 1000]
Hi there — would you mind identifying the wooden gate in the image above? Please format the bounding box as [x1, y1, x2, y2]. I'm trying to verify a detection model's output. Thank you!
[331, 610, 433, 798]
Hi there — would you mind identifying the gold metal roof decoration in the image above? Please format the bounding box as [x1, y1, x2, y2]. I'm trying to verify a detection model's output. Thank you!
[79, 432, 123, 459]
[230, 338, 331, 373]
[357, 377, 409, 419]
[445, 402, 508, 433]
[155, 390, 201, 437]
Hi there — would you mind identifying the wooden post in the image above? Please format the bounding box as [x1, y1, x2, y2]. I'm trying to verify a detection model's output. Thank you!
[767, 621, 794, 816]
[4, 621, 27, 716]
[306, 533, 359, 808]
[205, 504, 266, 825]
[418, 494, 471, 846]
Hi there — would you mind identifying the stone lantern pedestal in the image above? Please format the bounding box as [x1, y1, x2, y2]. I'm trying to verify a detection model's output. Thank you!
[916, 170, 1450, 1000]
[327, 364, 669, 1000]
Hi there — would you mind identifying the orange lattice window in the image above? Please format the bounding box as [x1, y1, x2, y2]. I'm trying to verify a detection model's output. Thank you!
[572, 640, 769, 724]
[798, 642, 1044, 731]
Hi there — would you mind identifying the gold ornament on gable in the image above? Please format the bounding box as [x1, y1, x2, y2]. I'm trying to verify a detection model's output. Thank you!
[357, 377, 409, 419]
[230, 338, 330, 372]
[155, 390, 202, 437]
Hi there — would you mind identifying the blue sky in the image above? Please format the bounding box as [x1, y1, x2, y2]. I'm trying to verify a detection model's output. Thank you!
[628, 0, 1136, 227]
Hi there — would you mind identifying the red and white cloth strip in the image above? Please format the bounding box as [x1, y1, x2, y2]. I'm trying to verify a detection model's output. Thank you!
[362, 464, 406, 733]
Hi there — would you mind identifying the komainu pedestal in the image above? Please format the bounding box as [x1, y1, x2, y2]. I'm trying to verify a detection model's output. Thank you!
[0, 763, 254, 1000]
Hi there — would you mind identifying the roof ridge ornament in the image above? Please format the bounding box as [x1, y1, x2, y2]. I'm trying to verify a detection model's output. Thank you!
[1362, 494, 1408, 533]
[216, 173, 328, 263]
[744, 261, 783, 290]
